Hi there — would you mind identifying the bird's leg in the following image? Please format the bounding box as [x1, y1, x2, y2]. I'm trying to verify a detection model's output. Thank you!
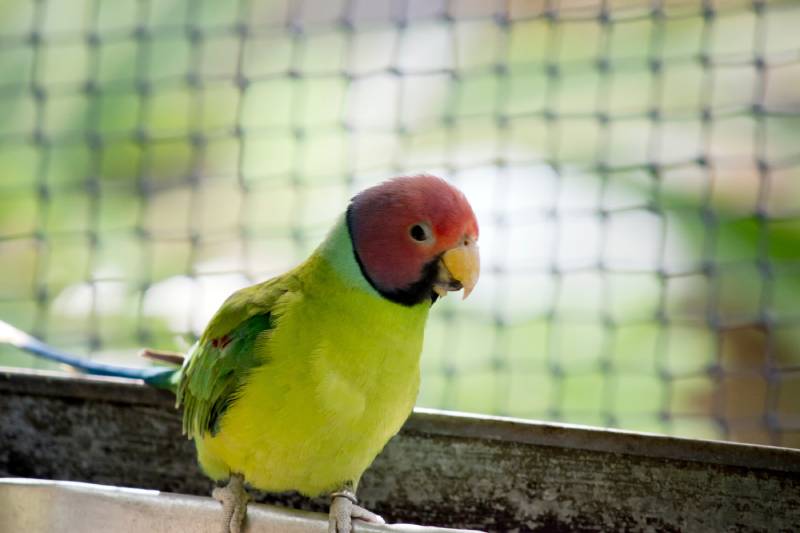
[212, 473, 250, 533]
[328, 480, 385, 533]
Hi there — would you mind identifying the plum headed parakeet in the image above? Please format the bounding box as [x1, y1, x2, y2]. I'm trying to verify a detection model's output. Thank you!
[0, 174, 480, 533]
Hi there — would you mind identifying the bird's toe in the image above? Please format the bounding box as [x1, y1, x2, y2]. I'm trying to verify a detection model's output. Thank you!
[328, 493, 384, 533]
[213, 474, 249, 533]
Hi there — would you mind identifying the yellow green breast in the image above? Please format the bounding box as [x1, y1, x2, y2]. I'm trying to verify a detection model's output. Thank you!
[194, 224, 430, 495]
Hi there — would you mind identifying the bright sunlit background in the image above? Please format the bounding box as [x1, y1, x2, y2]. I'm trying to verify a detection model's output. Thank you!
[1, 0, 799, 447]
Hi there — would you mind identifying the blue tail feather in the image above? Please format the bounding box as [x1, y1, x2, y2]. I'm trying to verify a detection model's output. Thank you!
[0, 319, 176, 386]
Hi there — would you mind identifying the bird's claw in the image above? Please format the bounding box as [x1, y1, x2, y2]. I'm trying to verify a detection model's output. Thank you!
[328, 491, 385, 533]
[213, 473, 250, 533]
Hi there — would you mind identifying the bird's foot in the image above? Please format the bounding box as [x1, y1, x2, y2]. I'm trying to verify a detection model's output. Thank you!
[328, 490, 385, 533]
[212, 473, 250, 533]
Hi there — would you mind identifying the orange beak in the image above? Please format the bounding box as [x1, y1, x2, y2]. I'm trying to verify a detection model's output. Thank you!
[434, 237, 480, 300]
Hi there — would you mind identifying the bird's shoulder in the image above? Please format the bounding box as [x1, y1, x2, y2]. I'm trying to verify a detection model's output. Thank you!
[177, 270, 300, 438]
[201, 271, 300, 345]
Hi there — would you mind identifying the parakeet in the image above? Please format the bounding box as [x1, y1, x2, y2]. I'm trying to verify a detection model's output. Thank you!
[0, 175, 480, 533]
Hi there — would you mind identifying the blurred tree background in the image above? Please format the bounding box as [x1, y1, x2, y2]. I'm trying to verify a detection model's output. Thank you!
[0, 0, 798, 447]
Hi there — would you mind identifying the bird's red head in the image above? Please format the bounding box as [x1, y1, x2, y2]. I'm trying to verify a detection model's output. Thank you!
[347, 175, 480, 306]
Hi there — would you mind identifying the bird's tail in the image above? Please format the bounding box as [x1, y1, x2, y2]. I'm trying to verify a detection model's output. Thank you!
[0, 319, 178, 390]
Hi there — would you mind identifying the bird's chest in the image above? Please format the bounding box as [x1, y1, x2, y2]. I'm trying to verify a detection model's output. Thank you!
[309, 325, 422, 431]
[300, 294, 426, 435]
[214, 294, 428, 493]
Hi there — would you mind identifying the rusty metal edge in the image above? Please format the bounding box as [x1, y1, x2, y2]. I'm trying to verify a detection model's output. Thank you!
[2, 367, 799, 475]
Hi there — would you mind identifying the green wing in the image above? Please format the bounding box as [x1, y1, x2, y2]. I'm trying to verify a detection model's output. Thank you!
[176, 277, 289, 438]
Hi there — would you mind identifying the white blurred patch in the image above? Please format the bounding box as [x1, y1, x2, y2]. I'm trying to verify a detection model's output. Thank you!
[51, 282, 127, 318]
[0, 319, 33, 346]
[142, 272, 250, 336]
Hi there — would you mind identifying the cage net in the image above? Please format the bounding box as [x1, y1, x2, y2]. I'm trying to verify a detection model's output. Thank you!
[0, 0, 798, 448]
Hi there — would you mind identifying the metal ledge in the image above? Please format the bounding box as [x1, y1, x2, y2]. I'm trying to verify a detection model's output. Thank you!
[1, 368, 799, 531]
[0, 478, 477, 533]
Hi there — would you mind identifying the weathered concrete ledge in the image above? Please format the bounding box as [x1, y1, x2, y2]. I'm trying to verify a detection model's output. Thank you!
[1, 368, 799, 531]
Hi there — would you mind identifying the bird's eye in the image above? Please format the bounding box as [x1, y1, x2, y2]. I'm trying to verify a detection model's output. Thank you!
[409, 223, 431, 242]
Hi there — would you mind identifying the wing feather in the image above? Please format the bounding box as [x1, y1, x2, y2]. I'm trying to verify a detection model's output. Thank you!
[177, 276, 291, 438]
